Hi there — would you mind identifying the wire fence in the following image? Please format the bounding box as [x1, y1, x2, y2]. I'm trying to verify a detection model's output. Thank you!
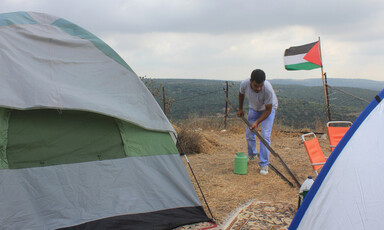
[146, 79, 377, 130]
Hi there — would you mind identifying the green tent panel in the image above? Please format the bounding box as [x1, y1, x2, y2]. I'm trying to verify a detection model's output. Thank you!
[117, 119, 179, 157]
[6, 109, 125, 169]
[2, 109, 179, 169]
[0, 108, 10, 169]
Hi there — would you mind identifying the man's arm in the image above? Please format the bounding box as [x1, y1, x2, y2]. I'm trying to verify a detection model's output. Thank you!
[237, 93, 245, 117]
[250, 104, 272, 130]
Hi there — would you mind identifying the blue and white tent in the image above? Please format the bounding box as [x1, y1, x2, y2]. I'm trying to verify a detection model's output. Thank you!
[290, 89, 384, 229]
[0, 12, 211, 229]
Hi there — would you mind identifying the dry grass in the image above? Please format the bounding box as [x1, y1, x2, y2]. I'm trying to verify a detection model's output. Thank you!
[175, 115, 332, 229]
[173, 114, 326, 156]
[174, 126, 204, 154]
[172, 115, 244, 155]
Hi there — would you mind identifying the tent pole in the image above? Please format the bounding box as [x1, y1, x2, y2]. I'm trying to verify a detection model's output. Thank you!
[173, 133, 216, 223]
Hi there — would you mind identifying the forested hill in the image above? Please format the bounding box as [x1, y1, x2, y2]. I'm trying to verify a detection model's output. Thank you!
[269, 78, 384, 91]
[148, 78, 382, 129]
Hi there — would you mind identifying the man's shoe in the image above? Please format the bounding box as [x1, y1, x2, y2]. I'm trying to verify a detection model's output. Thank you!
[260, 166, 268, 175]
[248, 156, 255, 161]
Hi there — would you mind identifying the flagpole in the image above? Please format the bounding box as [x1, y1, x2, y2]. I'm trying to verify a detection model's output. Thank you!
[318, 37, 331, 121]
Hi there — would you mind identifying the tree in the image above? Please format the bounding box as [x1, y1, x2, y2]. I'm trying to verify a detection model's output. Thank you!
[140, 76, 173, 116]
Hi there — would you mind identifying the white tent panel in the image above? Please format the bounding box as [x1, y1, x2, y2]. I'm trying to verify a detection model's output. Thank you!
[0, 12, 173, 132]
[295, 96, 384, 230]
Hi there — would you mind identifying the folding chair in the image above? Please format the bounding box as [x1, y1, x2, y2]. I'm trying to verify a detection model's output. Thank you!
[302, 132, 327, 176]
[327, 121, 352, 152]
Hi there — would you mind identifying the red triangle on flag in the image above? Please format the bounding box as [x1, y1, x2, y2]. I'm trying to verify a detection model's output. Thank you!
[303, 42, 322, 66]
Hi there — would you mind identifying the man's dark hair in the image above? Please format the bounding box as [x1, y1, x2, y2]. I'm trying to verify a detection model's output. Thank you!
[250, 69, 266, 83]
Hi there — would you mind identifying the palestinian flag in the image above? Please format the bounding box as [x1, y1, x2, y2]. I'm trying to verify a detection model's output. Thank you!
[284, 41, 322, 71]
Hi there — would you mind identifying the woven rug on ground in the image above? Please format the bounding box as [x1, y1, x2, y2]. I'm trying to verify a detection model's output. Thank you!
[174, 221, 217, 230]
[223, 201, 297, 230]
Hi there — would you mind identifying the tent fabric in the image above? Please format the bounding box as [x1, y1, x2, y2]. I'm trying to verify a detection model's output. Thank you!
[0, 11, 37, 26]
[0, 11, 210, 229]
[6, 109, 126, 169]
[0, 11, 174, 133]
[0, 108, 10, 169]
[3, 109, 179, 169]
[0, 108, 208, 229]
[58, 206, 208, 230]
[289, 89, 384, 230]
[117, 120, 179, 157]
[0, 156, 208, 230]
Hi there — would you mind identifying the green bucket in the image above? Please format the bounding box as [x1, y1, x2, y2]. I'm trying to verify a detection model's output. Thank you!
[234, 152, 247, 175]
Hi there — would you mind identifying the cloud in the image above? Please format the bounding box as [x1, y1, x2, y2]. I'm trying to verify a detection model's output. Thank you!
[102, 26, 321, 79]
[0, 0, 383, 81]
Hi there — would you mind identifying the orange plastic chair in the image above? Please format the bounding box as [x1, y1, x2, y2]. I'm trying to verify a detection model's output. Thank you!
[302, 132, 327, 176]
[327, 121, 352, 152]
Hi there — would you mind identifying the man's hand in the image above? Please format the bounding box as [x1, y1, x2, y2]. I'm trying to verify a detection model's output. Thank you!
[238, 93, 245, 117]
[237, 109, 244, 117]
[250, 121, 259, 130]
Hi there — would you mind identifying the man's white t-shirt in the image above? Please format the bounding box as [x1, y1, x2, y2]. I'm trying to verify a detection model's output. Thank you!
[240, 79, 278, 111]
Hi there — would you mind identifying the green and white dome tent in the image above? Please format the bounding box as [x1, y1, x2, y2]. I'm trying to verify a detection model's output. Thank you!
[0, 12, 211, 229]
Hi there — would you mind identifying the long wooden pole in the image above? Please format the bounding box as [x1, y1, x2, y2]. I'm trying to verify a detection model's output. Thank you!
[318, 37, 331, 121]
[324, 73, 332, 121]
[224, 81, 228, 128]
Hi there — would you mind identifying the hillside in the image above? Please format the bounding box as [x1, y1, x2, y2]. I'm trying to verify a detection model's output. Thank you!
[148, 78, 380, 129]
[269, 78, 384, 91]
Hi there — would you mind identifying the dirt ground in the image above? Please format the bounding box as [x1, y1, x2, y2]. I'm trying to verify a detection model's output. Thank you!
[180, 127, 332, 229]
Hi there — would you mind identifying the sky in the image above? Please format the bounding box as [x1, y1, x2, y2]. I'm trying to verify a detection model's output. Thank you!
[1, 0, 384, 81]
